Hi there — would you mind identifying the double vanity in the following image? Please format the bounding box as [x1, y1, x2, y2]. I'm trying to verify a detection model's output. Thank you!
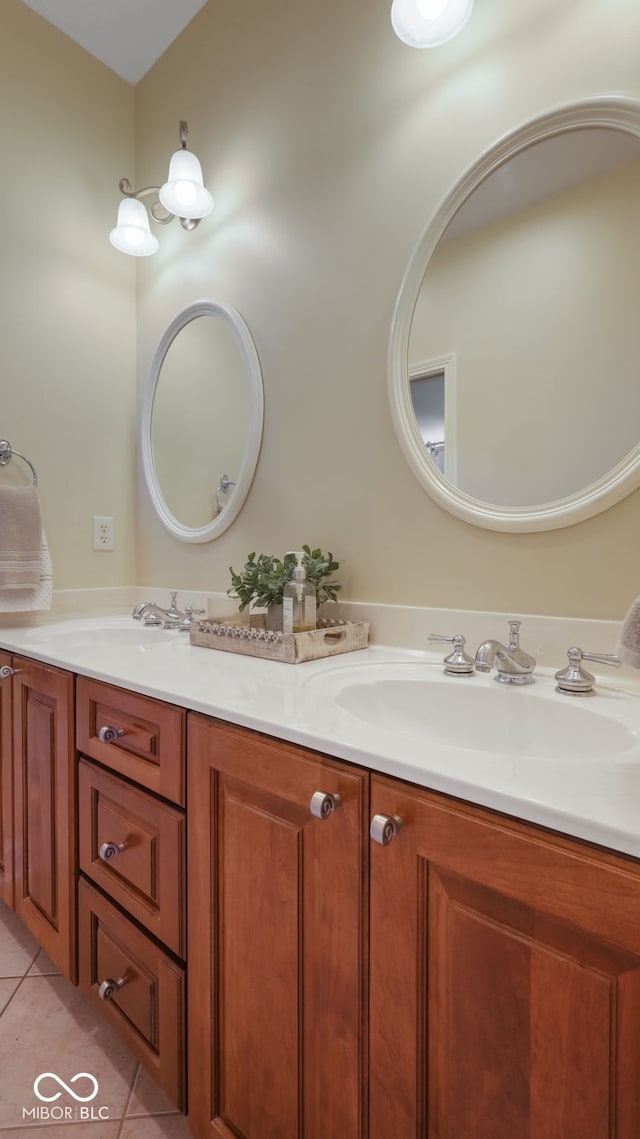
[1, 608, 640, 1137]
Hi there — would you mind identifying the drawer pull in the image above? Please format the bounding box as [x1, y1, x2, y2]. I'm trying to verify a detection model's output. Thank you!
[98, 725, 125, 744]
[98, 841, 127, 862]
[370, 813, 403, 846]
[98, 976, 126, 1001]
[0, 665, 20, 680]
[310, 791, 342, 820]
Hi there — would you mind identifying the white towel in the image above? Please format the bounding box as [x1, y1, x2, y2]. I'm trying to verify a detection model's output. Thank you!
[616, 594, 640, 668]
[0, 530, 52, 612]
[0, 485, 42, 588]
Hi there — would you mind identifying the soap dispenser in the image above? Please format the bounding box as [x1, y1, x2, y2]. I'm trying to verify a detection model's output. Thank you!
[283, 551, 316, 634]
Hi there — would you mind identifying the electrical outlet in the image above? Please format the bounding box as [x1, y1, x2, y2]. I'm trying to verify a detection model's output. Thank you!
[92, 516, 114, 551]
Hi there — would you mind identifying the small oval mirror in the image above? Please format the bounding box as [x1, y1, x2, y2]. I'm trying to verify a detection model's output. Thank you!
[141, 300, 264, 542]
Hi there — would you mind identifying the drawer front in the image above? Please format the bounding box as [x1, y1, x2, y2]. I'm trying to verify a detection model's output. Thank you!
[76, 676, 185, 805]
[78, 877, 185, 1111]
[78, 760, 185, 957]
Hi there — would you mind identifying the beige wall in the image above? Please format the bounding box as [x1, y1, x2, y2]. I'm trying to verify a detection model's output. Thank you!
[1, 0, 136, 589]
[410, 159, 640, 505]
[133, 0, 640, 619]
[8, 0, 640, 619]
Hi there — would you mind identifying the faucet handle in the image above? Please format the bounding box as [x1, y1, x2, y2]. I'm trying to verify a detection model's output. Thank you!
[555, 646, 622, 696]
[507, 619, 522, 645]
[428, 633, 475, 676]
[178, 605, 206, 631]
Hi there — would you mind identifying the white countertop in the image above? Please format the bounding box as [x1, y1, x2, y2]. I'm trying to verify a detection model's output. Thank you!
[2, 613, 640, 860]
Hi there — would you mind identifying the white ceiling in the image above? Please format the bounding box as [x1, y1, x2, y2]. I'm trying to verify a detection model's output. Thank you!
[20, 0, 208, 84]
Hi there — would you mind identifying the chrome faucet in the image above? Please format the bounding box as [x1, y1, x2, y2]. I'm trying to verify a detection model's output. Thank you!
[475, 620, 536, 685]
[131, 592, 194, 628]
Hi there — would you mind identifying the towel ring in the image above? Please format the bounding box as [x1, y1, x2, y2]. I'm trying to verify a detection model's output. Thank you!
[0, 440, 38, 486]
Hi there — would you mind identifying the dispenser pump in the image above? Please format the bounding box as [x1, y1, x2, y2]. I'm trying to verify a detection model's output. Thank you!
[292, 552, 305, 579]
[283, 551, 316, 634]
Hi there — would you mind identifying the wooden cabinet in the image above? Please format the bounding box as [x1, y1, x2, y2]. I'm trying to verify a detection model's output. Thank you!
[76, 676, 187, 1111]
[0, 651, 13, 907]
[78, 878, 185, 1110]
[12, 656, 76, 980]
[187, 714, 369, 1139]
[5, 646, 640, 1138]
[78, 758, 186, 957]
[369, 772, 640, 1139]
[76, 676, 186, 805]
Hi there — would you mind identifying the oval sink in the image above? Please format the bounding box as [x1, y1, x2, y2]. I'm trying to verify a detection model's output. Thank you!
[23, 616, 181, 652]
[306, 662, 640, 762]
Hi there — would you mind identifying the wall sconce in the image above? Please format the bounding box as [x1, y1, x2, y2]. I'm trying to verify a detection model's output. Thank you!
[391, 0, 474, 47]
[109, 121, 213, 257]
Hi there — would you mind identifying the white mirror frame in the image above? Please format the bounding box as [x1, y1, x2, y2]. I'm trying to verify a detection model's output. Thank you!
[141, 299, 264, 543]
[388, 94, 640, 532]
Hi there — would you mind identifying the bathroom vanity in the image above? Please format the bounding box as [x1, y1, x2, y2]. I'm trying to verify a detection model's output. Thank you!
[1, 616, 640, 1137]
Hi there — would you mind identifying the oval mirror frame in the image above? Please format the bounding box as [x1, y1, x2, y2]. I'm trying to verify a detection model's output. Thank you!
[388, 95, 640, 532]
[141, 299, 264, 543]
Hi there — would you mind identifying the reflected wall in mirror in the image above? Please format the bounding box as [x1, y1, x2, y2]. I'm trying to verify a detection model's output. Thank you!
[141, 300, 264, 542]
[389, 96, 640, 531]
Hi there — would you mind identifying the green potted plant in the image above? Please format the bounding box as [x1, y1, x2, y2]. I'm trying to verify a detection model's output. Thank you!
[229, 545, 342, 630]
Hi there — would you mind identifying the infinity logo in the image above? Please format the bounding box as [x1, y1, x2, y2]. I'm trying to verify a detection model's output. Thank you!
[33, 1073, 99, 1103]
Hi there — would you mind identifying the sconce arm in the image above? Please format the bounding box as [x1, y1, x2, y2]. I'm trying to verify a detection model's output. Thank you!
[117, 177, 202, 229]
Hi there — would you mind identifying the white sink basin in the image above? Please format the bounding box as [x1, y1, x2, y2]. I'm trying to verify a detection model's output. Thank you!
[23, 616, 181, 652]
[305, 661, 640, 762]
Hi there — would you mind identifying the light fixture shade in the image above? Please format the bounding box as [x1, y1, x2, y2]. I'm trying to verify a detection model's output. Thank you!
[109, 197, 159, 256]
[391, 0, 474, 47]
[159, 148, 214, 220]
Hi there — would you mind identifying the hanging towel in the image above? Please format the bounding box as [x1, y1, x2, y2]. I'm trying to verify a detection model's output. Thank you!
[617, 594, 640, 668]
[0, 529, 52, 612]
[0, 485, 43, 588]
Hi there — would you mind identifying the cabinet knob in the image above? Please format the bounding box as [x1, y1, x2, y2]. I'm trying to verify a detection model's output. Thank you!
[370, 813, 403, 845]
[309, 791, 343, 819]
[98, 725, 125, 744]
[0, 665, 20, 680]
[98, 976, 126, 1001]
[98, 841, 127, 862]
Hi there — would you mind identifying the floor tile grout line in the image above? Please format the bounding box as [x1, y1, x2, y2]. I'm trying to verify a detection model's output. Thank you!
[0, 946, 42, 986]
[113, 1062, 140, 1138]
[0, 970, 31, 1020]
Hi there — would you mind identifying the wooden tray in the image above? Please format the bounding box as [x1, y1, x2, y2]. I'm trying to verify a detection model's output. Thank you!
[190, 619, 369, 664]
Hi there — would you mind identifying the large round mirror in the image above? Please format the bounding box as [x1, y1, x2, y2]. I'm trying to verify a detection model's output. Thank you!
[389, 96, 640, 531]
[142, 300, 264, 542]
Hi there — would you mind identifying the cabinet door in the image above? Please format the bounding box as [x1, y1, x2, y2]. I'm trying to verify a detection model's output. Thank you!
[12, 657, 76, 980]
[188, 715, 369, 1139]
[0, 651, 13, 908]
[369, 774, 640, 1139]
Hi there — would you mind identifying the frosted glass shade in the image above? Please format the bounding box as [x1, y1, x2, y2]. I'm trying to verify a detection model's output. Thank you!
[109, 198, 159, 257]
[391, 0, 474, 47]
[159, 148, 214, 219]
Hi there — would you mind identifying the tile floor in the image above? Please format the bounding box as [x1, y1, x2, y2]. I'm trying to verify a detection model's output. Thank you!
[0, 898, 192, 1137]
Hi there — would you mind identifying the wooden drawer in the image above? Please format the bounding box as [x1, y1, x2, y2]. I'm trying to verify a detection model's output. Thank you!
[76, 676, 185, 805]
[78, 877, 185, 1111]
[78, 759, 185, 957]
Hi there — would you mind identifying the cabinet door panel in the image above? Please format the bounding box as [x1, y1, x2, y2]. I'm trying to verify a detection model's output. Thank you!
[0, 651, 13, 907]
[188, 715, 368, 1139]
[12, 658, 75, 980]
[78, 759, 186, 956]
[78, 878, 185, 1110]
[370, 774, 640, 1139]
[77, 676, 185, 805]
